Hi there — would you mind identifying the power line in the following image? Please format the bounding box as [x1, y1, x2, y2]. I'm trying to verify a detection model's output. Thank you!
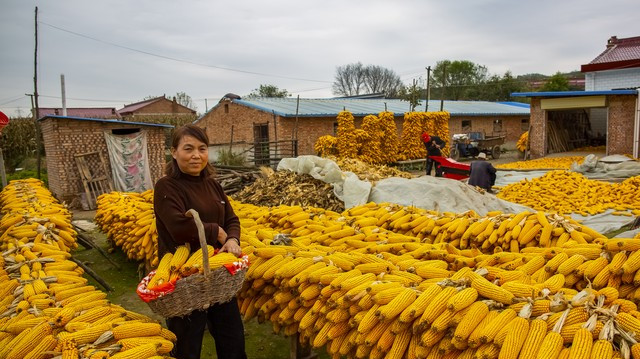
[0, 96, 26, 106]
[39, 21, 332, 84]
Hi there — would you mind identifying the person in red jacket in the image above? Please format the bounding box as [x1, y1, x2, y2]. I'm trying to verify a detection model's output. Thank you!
[421, 132, 445, 177]
[154, 124, 246, 359]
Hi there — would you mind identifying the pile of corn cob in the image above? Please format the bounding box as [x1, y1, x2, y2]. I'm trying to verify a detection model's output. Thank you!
[516, 131, 528, 152]
[0, 179, 176, 358]
[378, 111, 400, 164]
[359, 114, 385, 165]
[329, 157, 413, 182]
[94, 190, 159, 267]
[230, 200, 640, 358]
[147, 244, 239, 290]
[497, 171, 640, 216]
[397, 112, 450, 161]
[496, 157, 585, 170]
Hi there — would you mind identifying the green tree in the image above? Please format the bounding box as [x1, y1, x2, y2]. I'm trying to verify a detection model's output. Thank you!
[479, 71, 526, 101]
[432, 60, 488, 100]
[398, 79, 422, 111]
[246, 84, 290, 98]
[540, 72, 570, 92]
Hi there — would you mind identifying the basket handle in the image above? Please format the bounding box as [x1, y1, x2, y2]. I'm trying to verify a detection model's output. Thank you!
[185, 209, 211, 278]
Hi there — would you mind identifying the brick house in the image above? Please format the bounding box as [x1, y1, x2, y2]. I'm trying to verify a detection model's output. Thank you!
[40, 115, 171, 207]
[195, 96, 530, 164]
[118, 96, 196, 122]
[37, 107, 121, 119]
[512, 35, 640, 159]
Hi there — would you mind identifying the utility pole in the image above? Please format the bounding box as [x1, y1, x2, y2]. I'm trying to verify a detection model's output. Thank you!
[61, 74, 67, 116]
[204, 99, 208, 113]
[440, 63, 447, 112]
[33, 6, 42, 179]
[425, 66, 431, 112]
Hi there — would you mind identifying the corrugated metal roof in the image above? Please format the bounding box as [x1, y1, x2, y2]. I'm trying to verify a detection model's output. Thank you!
[228, 98, 530, 117]
[39, 107, 120, 119]
[511, 90, 638, 97]
[39, 115, 174, 128]
[117, 97, 164, 115]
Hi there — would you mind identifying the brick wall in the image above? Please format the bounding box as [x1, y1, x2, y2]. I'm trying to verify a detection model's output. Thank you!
[529, 99, 546, 159]
[607, 95, 637, 155]
[198, 101, 529, 157]
[585, 68, 640, 91]
[41, 118, 166, 206]
[447, 116, 528, 150]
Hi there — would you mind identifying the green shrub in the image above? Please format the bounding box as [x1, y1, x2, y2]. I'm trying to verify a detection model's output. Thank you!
[216, 148, 245, 166]
[5, 170, 48, 187]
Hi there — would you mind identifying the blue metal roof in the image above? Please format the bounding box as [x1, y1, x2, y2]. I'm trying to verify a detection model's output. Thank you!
[227, 98, 530, 118]
[511, 90, 638, 97]
[39, 115, 174, 128]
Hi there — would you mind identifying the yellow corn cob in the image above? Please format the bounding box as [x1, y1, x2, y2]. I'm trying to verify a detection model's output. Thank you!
[518, 319, 548, 359]
[375, 287, 417, 321]
[168, 245, 190, 272]
[117, 336, 174, 354]
[446, 287, 478, 312]
[470, 272, 515, 305]
[590, 340, 613, 359]
[57, 322, 114, 345]
[568, 328, 593, 359]
[498, 316, 529, 359]
[109, 342, 161, 359]
[478, 308, 517, 345]
[23, 334, 57, 359]
[6, 320, 53, 359]
[453, 302, 490, 348]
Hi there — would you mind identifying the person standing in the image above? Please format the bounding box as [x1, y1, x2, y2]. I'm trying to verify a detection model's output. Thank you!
[468, 152, 497, 192]
[154, 124, 247, 359]
[421, 132, 445, 177]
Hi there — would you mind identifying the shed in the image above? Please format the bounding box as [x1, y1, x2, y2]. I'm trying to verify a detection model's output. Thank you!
[511, 35, 640, 159]
[37, 107, 121, 119]
[195, 97, 530, 164]
[39, 115, 172, 208]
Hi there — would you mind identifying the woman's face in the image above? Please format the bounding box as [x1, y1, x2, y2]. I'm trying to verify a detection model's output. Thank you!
[171, 135, 208, 176]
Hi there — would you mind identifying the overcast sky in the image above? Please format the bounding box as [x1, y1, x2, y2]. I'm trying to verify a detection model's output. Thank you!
[1, 0, 638, 117]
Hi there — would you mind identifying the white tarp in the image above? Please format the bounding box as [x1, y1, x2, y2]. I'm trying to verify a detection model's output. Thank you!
[614, 227, 640, 239]
[104, 130, 153, 192]
[369, 176, 533, 216]
[277, 156, 371, 209]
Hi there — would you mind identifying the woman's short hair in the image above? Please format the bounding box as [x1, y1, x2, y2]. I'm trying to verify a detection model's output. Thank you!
[165, 124, 215, 178]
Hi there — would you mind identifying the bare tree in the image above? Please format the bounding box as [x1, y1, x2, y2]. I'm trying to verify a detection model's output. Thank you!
[363, 65, 403, 97]
[332, 62, 367, 96]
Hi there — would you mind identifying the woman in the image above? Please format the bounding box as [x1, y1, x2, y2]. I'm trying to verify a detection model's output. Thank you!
[154, 124, 246, 359]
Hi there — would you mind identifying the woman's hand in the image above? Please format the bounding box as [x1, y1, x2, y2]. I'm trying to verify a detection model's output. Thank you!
[220, 237, 242, 257]
[217, 227, 228, 245]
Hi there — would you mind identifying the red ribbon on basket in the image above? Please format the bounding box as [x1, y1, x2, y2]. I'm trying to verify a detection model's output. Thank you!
[136, 254, 250, 303]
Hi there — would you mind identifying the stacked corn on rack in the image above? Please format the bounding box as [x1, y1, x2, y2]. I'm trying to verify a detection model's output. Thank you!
[516, 131, 528, 153]
[228, 200, 640, 359]
[496, 157, 585, 170]
[397, 111, 450, 161]
[497, 171, 640, 216]
[0, 179, 176, 358]
[314, 110, 450, 164]
[94, 191, 159, 267]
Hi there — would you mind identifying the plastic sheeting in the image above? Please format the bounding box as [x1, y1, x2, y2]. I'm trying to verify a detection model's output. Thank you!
[369, 176, 532, 216]
[104, 130, 153, 192]
[277, 156, 371, 209]
[571, 154, 640, 180]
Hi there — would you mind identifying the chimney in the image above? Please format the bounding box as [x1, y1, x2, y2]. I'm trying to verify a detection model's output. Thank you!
[607, 36, 618, 48]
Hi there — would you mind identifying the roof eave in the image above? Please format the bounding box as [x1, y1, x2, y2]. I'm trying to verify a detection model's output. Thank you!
[581, 59, 640, 72]
[39, 115, 174, 128]
[511, 90, 639, 98]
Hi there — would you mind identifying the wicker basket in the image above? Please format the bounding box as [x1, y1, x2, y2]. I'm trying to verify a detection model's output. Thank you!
[146, 209, 246, 318]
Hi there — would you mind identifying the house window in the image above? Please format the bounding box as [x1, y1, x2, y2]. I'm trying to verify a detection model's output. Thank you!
[461, 120, 471, 132]
[493, 119, 503, 133]
[224, 104, 229, 114]
[521, 119, 529, 131]
[333, 122, 338, 135]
